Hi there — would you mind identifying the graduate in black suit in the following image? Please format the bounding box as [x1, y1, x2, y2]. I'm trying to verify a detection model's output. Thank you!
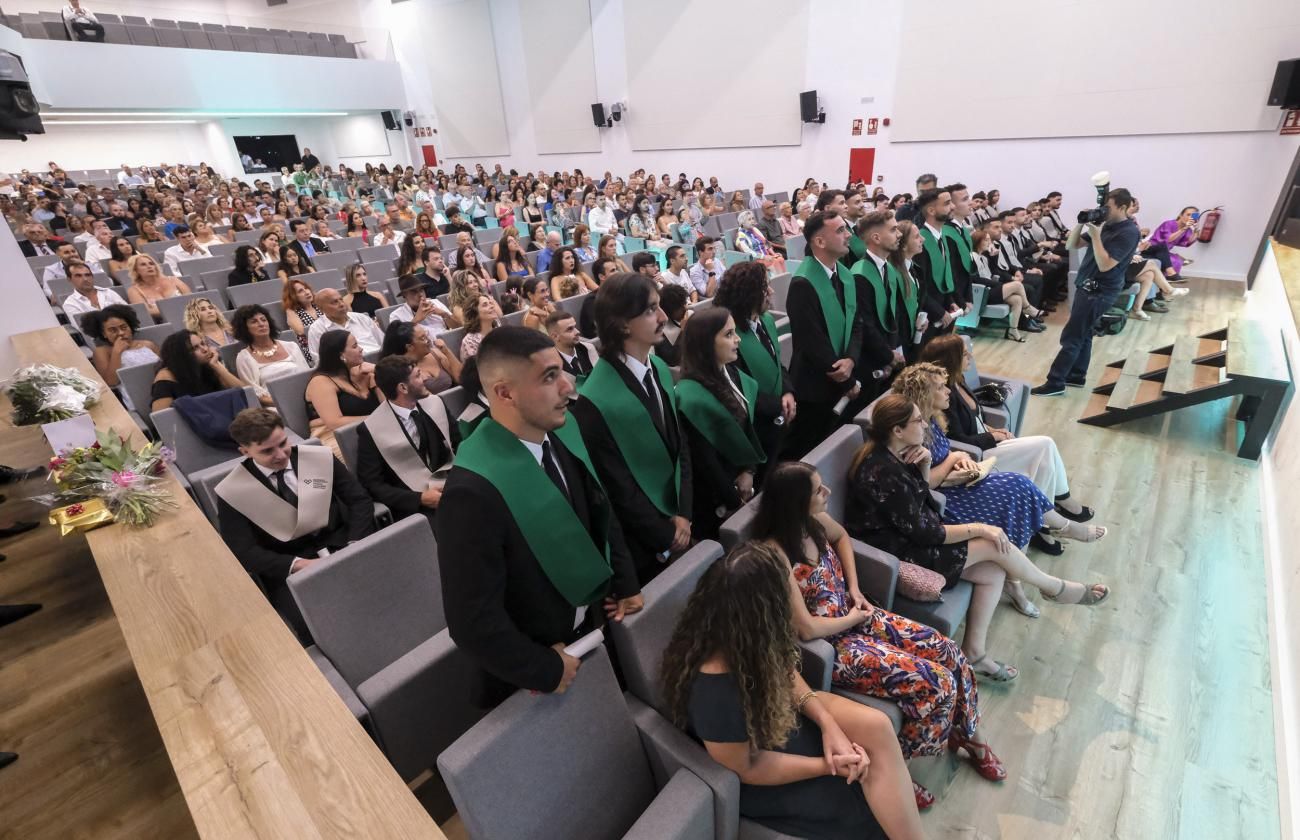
[544, 309, 596, 383]
[216, 409, 375, 641]
[910, 189, 964, 336]
[784, 211, 863, 458]
[848, 211, 909, 409]
[436, 327, 641, 706]
[355, 356, 456, 530]
[571, 273, 694, 584]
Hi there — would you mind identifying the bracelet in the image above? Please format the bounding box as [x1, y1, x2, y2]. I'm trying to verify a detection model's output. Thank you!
[795, 690, 817, 713]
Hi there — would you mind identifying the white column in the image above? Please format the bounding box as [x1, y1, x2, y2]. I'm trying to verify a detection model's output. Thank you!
[0, 223, 59, 377]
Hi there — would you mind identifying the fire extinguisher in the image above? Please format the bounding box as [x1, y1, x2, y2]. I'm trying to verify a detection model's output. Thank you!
[1196, 206, 1223, 243]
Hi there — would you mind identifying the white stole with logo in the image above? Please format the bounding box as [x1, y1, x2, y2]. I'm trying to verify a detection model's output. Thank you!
[215, 445, 334, 543]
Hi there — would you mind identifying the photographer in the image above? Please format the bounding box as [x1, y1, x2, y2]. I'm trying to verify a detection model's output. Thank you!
[1031, 188, 1141, 396]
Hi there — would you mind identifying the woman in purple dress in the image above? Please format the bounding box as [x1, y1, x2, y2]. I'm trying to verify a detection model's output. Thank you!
[1145, 206, 1199, 280]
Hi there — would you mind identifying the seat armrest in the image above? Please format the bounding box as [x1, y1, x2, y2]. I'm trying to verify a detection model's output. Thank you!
[796, 638, 835, 692]
[629, 696, 739, 840]
[850, 537, 899, 609]
[621, 768, 714, 840]
[356, 629, 484, 782]
[950, 439, 984, 458]
[930, 489, 946, 516]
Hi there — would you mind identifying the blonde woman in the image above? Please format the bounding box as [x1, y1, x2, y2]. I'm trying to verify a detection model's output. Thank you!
[448, 269, 485, 324]
[125, 253, 190, 320]
[342, 263, 389, 319]
[183, 297, 236, 350]
[597, 234, 630, 273]
[190, 218, 223, 248]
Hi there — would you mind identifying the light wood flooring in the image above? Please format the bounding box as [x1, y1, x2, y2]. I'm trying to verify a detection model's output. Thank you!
[912, 277, 1280, 839]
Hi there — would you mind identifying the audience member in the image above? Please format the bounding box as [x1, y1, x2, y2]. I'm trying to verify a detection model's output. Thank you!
[342, 263, 389, 318]
[184, 297, 236, 350]
[306, 287, 385, 359]
[356, 355, 456, 529]
[216, 408, 374, 640]
[754, 462, 1003, 808]
[437, 326, 641, 706]
[659, 541, 924, 839]
[380, 320, 461, 394]
[545, 310, 595, 382]
[150, 329, 246, 412]
[658, 245, 696, 301]
[736, 211, 787, 274]
[536, 230, 563, 273]
[572, 272, 693, 583]
[459, 293, 503, 361]
[231, 304, 308, 404]
[306, 329, 382, 434]
[60, 260, 126, 319]
[83, 304, 160, 390]
[786, 211, 861, 457]
[283, 278, 324, 363]
[63, 0, 104, 42]
[519, 277, 555, 332]
[125, 253, 190, 321]
[688, 236, 725, 299]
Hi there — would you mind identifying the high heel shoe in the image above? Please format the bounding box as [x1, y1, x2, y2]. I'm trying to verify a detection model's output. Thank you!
[1004, 327, 1026, 342]
[950, 736, 1008, 782]
[913, 781, 935, 810]
[1043, 579, 1110, 606]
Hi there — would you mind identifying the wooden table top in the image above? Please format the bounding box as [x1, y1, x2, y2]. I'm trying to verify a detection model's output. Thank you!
[6, 328, 443, 840]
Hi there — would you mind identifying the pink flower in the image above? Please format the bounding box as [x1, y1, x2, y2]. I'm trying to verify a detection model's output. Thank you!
[49, 457, 66, 470]
[110, 470, 138, 488]
[66, 503, 84, 516]
[91, 441, 102, 450]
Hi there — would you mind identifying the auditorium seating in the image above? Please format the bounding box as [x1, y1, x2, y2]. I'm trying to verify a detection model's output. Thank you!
[15, 9, 362, 58]
[288, 516, 484, 781]
[150, 385, 260, 477]
[438, 645, 724, 840]
[263, 367, 315, 438]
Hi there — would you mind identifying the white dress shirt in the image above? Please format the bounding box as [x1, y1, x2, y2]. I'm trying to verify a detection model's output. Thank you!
[83, 239, 112, 263]
[388, 300, 450, 336]
[389, 402, 421, 446]
[587, 205, 617, 236]
[62, 285, 127, 318]
[41, 260, 103, 296]
[306, 311, 385, 359]
[163, 242, 211, 273]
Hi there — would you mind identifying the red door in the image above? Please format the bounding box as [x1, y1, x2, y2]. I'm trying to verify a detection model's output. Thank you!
[421, 145, 438, 167]
[848, 147, 875, 184]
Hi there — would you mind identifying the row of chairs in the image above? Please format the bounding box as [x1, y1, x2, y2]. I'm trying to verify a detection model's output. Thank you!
[9, 11, 360, 58]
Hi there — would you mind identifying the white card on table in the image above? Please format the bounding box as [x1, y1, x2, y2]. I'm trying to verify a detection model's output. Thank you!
[42, 414, 97, 455]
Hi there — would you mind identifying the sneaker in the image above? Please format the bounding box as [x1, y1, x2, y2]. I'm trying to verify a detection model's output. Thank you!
[1065, 378, 1087, 388]
[1031, 383, 1065, 396]
[1168, 287, 1190, 298]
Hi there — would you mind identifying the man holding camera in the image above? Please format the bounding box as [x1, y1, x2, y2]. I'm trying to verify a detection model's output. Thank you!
[1031, 188, 1141, 396]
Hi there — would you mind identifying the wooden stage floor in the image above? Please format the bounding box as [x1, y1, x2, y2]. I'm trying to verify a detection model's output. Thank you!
[913, 277, 1281, 839]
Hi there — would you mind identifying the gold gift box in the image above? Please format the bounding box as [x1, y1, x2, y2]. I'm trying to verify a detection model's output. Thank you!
[48, 498, 114, 536]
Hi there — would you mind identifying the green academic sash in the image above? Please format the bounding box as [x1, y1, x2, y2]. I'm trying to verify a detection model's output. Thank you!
[457, 403, 487, 442]
[851, 255, 903, 334]
[919, 226, 954, 293]
[675, 374, 766, 467]
[579, 356, 682, 517]
[943, 222, 973, 273]
[793, 256, 858, 357]
[454, 416, 613, 607]
[737, 312, 783, 398]
[845, 230, 867, 264]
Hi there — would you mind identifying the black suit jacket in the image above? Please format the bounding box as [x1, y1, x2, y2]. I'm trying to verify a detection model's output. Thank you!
[571, 359, 693, 573]
[911, 238, 956, 320]
[852, 271, 901, 376]
[944, 224, 973, 308]
[215, 449, 374, 635]
[436, 433, 638, 704]
[286, 237, 331, 269]
[355, 408, 455, 523]
[561, 342, 595, 378]
[943, 384, 997, 452]
[786, 271, 864, 404]
[19, 239, 61, 258]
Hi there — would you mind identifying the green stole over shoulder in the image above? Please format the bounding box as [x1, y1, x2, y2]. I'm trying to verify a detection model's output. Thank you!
[845, 226, 867, 264]
[675, 372, 765, 467]
[850, 254, 903, 334]
[793, 256, 858, 357]
[919, 225, 954, 293]
[579, 355, 681, 517]
[737, 312, 782, 398]
[943, 221, 973, 273]
[454, 416, 613, 607]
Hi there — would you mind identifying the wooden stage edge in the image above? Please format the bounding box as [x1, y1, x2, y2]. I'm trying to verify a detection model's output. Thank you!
[5, 328, 443, 840]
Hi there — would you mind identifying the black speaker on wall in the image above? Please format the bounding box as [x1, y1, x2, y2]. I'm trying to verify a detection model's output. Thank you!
[800, 90, 819, 123]
[1269, 59, 1300, 109]
[591, 103, 607, 128]
[381, 110, 399, 131]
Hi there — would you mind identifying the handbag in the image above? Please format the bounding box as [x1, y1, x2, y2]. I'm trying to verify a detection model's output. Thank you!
[896, 561, 945, 602]
[972, 381, 1012, 407]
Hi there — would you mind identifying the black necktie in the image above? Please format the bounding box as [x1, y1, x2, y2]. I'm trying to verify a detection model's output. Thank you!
[642, 369, 667, 440]
[754, 322, 777, 360]
[274, 469, 298, 506]
[541, 440, 570, 504]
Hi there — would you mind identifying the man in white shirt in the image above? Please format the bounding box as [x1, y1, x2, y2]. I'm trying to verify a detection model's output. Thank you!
[60, 261, 126, 318]
[389, 275, 454, 337]
[749, 182, 767, 212]
[82, 223, 115, 264]
[586, 196, 618, 238]
[372, 215, 406, 250]
[687, 236, 725, 299]
[116, 165, 144, 187]
[657, 245, 698, 303]
[74, 218, 104, 245]
[42, 242, 104, 299]
[163, 226, 211, 273]
[307, 288, 385, 359]
[446, 231, 490, 268]
[62, 0, 104, 42]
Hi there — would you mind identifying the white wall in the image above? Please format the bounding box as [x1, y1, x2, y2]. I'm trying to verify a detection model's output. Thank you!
[426, 0, 510, 158]
[0, 122, 212, 172]
[517, 0, 600, 154]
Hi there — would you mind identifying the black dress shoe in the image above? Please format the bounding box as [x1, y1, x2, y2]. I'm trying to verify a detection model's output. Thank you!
[0, 521, 37, 540]
[0, 465, 45, 485]
[0, 604, 41, 628]
[0, 752, 16, 770]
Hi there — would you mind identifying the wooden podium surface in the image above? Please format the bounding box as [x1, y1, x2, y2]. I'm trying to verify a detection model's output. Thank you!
[0, 328, 442, 840]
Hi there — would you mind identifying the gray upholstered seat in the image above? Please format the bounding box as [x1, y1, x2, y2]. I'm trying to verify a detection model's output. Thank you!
[264, 367, 314, 438]
[288, 515, 483, 781]
[439, 646, 718, 840]
[149, 386, 259, 477]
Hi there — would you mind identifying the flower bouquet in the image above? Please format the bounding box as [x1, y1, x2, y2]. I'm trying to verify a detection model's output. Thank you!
[5, 364, 101, 425]
[40, 430, 178, 532]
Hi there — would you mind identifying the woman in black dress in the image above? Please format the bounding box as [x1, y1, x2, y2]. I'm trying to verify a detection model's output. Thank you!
[659, 541, 923, 840]
[149, 329, 246, 412]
